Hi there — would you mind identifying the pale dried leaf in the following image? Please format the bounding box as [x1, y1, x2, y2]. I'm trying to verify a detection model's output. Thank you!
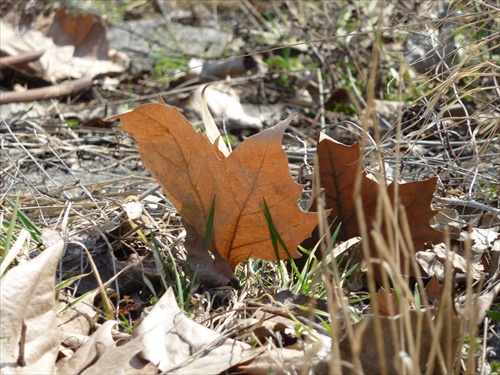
[0, 240, 64, 374]
[433, 243, 483, 280]
[236, 332, 330, 375]
[57, 293, 97, 337]
[470, 227, 499, 252]
[55, 320, 118, 374]
[132, 288, 257, 374]
[0, 11, 124, 82]
[416, 251, 444, 279]
[80, 335, 157, 375]
[430, 208, 465, 233]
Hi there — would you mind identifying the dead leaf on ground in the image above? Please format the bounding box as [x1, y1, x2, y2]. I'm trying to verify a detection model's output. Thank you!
[470, 227, 499, 253]
[314, 133, 444, 278]
[182, 220, 239, 288]
[0, 240, 64, 374]
[116, 99, 319, 286]
[131, 287, 257, 374]
[433, 243, 484, 279]
[56, 320, 123, 374]
[430, 207, 465, 234]
[56, 319, 153, 374]
[415, 250, 444, 277]
[416, 242, 485, 282]
[57, 287, 257, 374]
[0, 8, 125, 82]
[57, 292, 97, 339]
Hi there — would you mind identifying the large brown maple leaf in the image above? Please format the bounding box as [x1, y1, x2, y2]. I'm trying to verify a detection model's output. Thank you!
[314, 133, 444, 276]
[117, 100, 318, 286]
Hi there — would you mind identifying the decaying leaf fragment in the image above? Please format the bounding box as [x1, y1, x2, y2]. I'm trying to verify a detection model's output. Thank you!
[314, 133, 444, 276]
[117, 99, 319, 285]
[57, 288, 255, 374]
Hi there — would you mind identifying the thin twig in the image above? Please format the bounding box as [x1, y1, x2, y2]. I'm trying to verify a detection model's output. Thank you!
[433, 196, 500, 216]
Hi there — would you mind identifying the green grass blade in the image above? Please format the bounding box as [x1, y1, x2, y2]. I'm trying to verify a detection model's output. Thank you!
[331, 222, 341, 244]
[57, 290, 95, 315]
[340, 263, 359, 282]
[3, 196, 20, 257]
[5, 197, 41, 243]
[151, 232, 184, 308]
[263, 199, 311, 288]
[414, 283, 421, 309]
[205, 195, 216, 251]
[263, 198, 288, 285]
[485, 304, 500, 322]
[150, 233, 171, 282]
[56, 272, 92, 290]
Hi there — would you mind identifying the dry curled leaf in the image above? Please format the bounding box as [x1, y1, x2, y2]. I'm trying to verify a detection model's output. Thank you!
[117, 99, 318, 285]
